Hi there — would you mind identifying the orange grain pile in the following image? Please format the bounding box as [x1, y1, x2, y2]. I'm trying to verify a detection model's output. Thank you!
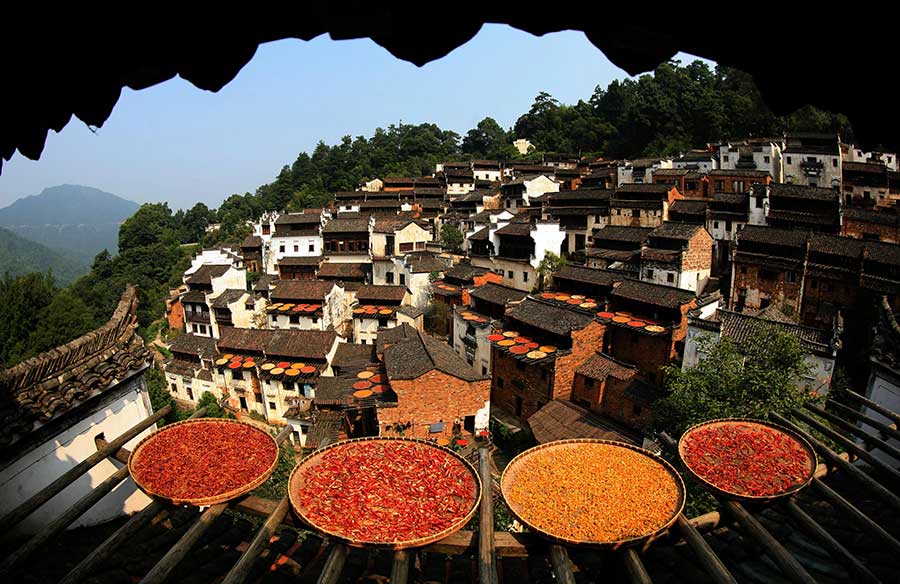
[504, 442, 680, 543]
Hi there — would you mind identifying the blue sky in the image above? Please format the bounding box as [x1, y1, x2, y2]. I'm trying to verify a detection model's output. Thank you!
[0, 25, 709, 210]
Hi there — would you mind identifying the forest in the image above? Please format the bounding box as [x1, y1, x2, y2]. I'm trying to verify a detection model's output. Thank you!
[0, 59, 850, 368]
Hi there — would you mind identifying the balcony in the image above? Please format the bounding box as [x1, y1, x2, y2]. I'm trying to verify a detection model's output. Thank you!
[184, 311, 210, 324]
[801, 159, 824, 176]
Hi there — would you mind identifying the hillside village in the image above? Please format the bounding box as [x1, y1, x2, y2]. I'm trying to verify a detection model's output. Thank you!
[157, 133, 900, 451]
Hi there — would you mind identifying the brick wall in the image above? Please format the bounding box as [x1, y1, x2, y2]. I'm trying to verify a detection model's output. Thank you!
[843, 217, 900, 243]
[552, 321, 607, 401]
[490, 347, 554, 421]
[682, 230, 713, 272]
[731, 260, 804, 314]
[801, 274, 860, 328]
[600, 377, 653, 429]
[167, 300, 185, 330]
[605, 328, 673, 384]
[571, 372, 605, 414]
[379, 371, 490, 439]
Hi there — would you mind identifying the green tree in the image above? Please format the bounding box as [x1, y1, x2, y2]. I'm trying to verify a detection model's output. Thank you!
[462, 117, 515, 159]
[196, 391, 232, 419]
[535, 251, 566, 291]
[440, 224, 465, 253]
[654, 327, 813, 437]
[0, 271, 59, 366]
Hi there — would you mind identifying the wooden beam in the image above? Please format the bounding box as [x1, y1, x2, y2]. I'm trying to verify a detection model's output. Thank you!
[790, 408, 900, 483]
[550, 545, 576, 584]
[802, 403, 900, 462]
[316, 544, 348, 584]
[783, 498, 882, 584]
[622, 549, 652, 584]
[139, 502, 229, 584]
[58, 501, 165, 584]
[842, 389, 900, 426]
[824, 400, 900, 443]
[674, 514, 737, 584]
[723, 501, 815, 584]
[390, 550, 410, 584]
[478, 447, 498, 584]
[810, 478, 900, 556]
[0, 465, 130, 577]
[771, 413, 900, 513]
[0, 403, 173, 531]
[220, 495, 291, 584]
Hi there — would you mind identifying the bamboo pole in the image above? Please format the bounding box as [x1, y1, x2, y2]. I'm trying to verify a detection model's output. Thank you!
[549, 545, 576, 584]
[674, 514, 737, 584]
[622, 549, 652, 584]
[771, 413, 900, 513]
[824, 400, 900, 442]
[802, 404, 900, 462]
[316, 544, 349, 584]
[478, 447, 498, 584]
[810, 478, 900, 555]
[390, 550, 410, 584]
[219, 495, 291, 584]
[724, 501, 815, 584]
[0, 404, 173, 530]
[790, 408, 900, 483]
[842, 389, 900, 426]
[783, 498, 881, 584]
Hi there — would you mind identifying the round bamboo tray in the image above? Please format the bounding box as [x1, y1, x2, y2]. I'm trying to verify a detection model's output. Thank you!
[288, 436, 482, 550]
[127, 418, 279, 507]
[678, 418, 816, 503]
[500, 439, 685, 549]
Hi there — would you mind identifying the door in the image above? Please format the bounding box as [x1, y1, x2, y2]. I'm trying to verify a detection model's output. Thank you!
[239, 397, 248, 411]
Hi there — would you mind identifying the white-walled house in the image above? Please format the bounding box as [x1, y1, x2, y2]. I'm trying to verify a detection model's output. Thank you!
[783, 133, 842, 189]
[372, 252, 449, 308]
[617, 158, 673, 185]
[683, 307, 839, 394]
[718, 140, 784, 183]
[673, 151, 717, 173]
[0, 287, 153, 536]
[369, 218, 432, 259]
[266, 280, 351, 336]
[181, 263, 248, 338]
[500, 174, 559, 211]
[467, 218, 566, 291]
[843, 143, 898, 171]
[351, 285, 412, 345]
[472, 160, 502, 182]
[209, 289, 263, 338]
[269, 212, 324, 274]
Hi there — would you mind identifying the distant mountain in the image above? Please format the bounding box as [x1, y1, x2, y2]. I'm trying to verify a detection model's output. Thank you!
[0, 184, 140, 261]
[0, 227, 89, 284]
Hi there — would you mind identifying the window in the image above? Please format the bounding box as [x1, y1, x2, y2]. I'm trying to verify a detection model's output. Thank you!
[723, 155, 729, 163]
[399, 274, 406, 286]
[754, 197, 763, 209]
[647, 269, 654, 279]
[279, 245, 285, 253]
[255, 392, 263, 402]
[786, 156, 792, 164]
[482, 365, 488, 376]
[187, 387, 193, 400]
[715, 180, 724, 190]
[309, 244, 315, 252]
[786, 271, 798, 283]
[312, 317, 318, 324]
[585, 377, 595, 388]
[507, 270, 513, 278]
[523, 272, 528, 282]
[233, 369, 244, 381]
[734, 180, 745, 193]
[764, 156, 770, 164]
[262, 225, 270, 235]
[269, 401, 277, 410]
[386, 272, 394, 284]
[170, 383, 178, 393]
[666, 273, 674, 283]
[832, 158, 838, 167]
[294, 245, 299, 252]
[713, 221, 719, 229]
[725, 220, 732, 231]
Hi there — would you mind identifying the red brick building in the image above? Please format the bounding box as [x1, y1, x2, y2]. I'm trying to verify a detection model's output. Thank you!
[842, 207, 900, 243]
[377, 324, 490, 438]
[572, 352, 660, 430]
[490, 297, 604, 421]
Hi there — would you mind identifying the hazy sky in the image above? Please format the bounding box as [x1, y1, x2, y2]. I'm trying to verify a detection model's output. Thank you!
[0, 25, 708, 210]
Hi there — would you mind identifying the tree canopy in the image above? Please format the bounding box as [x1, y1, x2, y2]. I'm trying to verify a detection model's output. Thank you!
[653, 327, 814, 437]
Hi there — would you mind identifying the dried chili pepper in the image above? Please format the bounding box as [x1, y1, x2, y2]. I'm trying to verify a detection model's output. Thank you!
[295, 440, 477, 544]
[681, 421, 812, 497]
[131, 421, 277, 501]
